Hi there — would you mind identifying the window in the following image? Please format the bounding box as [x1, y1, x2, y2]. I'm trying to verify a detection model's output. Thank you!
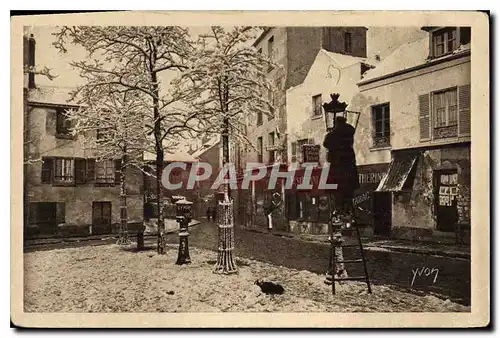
[268, 89, 275, 119]
[291, 141, 297, 162]
[257, 111, 263, 126]
[268, 132, 275, 164]
[432, 87, 458, 139]
[267, 36, 274, 72]
[312, 94, 322, 116]
[53, 158, 74, 184]
[28, 202, 65, 234]
[297, 138, 309, 163]
[344, 32, 352, 53]
[56, 108, 72, 137]
[95, 159, 115, 184]
[371, 104, 391, 148]
[432, 28, 458, 58]
[257, 137, 263, 163]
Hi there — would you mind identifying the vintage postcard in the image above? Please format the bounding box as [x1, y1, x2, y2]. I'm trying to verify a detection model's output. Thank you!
[11, 11, 490, 328]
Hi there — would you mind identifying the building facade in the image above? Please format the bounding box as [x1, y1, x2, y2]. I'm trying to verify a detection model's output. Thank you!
[356, 26, 471, 242]
[240, 27, 368, 231]
[23, 35, 144, 239]
[284, 47, 376, 235]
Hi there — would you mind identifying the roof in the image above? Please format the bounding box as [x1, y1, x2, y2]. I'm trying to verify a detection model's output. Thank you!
[320, 49, 376, 69]
[143, 150, 198, 163]
[359, 37, 471, 84]
[27, 86, 79, 107]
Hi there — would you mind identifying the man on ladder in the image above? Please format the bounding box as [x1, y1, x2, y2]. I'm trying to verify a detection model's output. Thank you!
[322, 94, 371, 295]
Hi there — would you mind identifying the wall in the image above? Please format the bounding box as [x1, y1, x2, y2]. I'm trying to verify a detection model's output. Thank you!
[391, 145, 470, 240]
[356, 55, 471, 152]
[286, 50, 366, 166]
[321, 27, 367, 58]
[25, 103, 143, 233]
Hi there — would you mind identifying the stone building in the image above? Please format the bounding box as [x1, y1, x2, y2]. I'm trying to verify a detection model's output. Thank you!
[23, 34, 144, 239]
[241, 27, 368, 231]
[284, 47, 376, 235]
[355, 26, 471, 243]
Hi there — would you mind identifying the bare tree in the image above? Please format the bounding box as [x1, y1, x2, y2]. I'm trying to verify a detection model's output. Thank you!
[176, 26, 279, 274]
[53, 26, 202, 254]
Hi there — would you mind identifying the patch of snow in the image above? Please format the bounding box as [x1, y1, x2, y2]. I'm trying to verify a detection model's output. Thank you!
[24, 245, 470, 313]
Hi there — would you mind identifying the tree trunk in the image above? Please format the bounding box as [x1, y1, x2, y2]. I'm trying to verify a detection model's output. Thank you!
[152, 74, 166, 255]
[117, 151, 131, 245]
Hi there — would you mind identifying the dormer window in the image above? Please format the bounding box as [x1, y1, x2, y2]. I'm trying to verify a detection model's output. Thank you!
[432, 28, 457, 58]
[429, 27, 470, 59]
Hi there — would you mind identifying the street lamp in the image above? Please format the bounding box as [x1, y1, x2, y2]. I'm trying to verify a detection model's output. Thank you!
[322, 93, 361, 132]
[175, 198, 192, 265]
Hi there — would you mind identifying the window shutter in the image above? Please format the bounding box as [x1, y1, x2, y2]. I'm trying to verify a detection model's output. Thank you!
[458, 84, 471, 136]
[419, 93, 431, 140]
[74, 158, 86, 184]
[56, 202, 65, 225]
[86, 159, 96, 183]
[41, 158, 53, 184]
[115, 160, 122, 185]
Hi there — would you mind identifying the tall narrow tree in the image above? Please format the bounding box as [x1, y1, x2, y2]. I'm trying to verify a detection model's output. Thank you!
[53, 26, 201, 254]
[176, 26, 279, 274]
[66, 85, 147, 245]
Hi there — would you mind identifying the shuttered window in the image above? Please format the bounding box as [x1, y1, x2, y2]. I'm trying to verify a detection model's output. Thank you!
[53, 158, 74, 184]
[458, 84, 471, 136]
[419, 94, 431, 140]
[115, 160, 122, 185]
[291, 141, 297, 162]
[41, 158, 53, 184]
[86, 159, 96, 183]
[74, 158, 86, 184]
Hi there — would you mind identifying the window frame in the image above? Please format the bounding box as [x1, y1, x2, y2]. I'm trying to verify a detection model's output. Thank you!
[431, 28, 459, 58]
[344, 32, 352, 53]
[52, 157, 75, 185]
[371, 103, 391, 148]
[312, 94, 323, 117]
[55, 108, 72, 139]
[257, 136, 263, 163]
[95, 159, 116, 185]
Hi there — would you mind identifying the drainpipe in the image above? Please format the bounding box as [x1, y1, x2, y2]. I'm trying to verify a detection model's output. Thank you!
[28, 34, 36, 89]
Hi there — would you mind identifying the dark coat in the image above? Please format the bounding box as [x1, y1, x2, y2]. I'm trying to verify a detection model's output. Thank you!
[323, 122, 360, 197]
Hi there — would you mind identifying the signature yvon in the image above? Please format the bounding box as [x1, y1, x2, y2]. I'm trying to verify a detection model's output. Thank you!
[411, 267, 439, 287]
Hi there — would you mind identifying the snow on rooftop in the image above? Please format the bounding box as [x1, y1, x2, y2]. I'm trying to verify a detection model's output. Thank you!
[320, 49, 376, 69]
[360, 37, 471, 84]
[27, 86, 78, 106]
[143, 150, 198, 163]
[191, 135, 220, 159]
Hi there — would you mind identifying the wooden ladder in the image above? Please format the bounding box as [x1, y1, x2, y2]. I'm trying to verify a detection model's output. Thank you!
[329, 226, 372, 295]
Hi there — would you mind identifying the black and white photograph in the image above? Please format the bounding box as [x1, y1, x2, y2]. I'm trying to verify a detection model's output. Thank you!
[11, 11, 490, 328]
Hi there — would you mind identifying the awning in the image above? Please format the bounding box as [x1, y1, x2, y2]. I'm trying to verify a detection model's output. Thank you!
[376, 151, 420, 192]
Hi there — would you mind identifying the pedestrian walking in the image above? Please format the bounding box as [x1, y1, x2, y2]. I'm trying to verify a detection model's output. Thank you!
[212, 205, 217, 223]
[206, 207, 211, 222]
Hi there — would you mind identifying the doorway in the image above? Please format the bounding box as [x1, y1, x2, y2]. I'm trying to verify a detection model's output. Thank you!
[372, 192, 392, 236]
[92, 201, 112, 235]
[435, 170, 458, 232]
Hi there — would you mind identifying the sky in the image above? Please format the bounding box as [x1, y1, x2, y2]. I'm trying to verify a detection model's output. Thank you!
[24, 26, 427, 152]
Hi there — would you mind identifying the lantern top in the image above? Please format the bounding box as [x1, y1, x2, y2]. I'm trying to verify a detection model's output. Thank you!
[322, 93, 348, 114]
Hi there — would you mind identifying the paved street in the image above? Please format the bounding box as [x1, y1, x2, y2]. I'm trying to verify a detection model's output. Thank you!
[24, 221, 471, 306]
[165, 222, 471, 306]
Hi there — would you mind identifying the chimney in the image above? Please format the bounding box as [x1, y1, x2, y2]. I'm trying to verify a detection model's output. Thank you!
[28, 34, 36, 89]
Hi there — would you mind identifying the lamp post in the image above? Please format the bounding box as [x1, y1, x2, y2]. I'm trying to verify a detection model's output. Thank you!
[322, 93, 361, 285]
[175, 198, 192, 265]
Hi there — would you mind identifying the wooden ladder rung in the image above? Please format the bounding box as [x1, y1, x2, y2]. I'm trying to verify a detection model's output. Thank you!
[335, 259, 363, 264]
[333, 276, 367, 281]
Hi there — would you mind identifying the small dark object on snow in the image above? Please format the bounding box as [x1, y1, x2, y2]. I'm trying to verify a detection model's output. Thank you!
[167, 291, 175, 295]
[254, 279, 285, 295]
